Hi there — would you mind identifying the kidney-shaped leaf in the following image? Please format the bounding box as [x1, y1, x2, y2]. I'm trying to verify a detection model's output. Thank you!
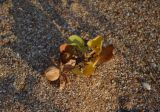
[67, 35, 86, 52]
[87, 35, 103, 55]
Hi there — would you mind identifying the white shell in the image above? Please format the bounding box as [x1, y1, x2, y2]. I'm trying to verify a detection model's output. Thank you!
[142, 82, 151, 90]
[45, 66, 60, 81]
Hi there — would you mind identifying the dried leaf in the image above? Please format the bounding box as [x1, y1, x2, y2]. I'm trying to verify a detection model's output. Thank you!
[87, 35, 103, 55]
[83, 62, 95, 76]
[66, 59, 76, 66]
[59, 75, 66, 91]
[67, 35, 86, 52]
[59, 43, 76, 64]
[63, 59, 76, 71]
[59, 43, 71, 53]
[45, 66, 60, 81]
[60, 52, 72, 64]
[97, 44, 114, 64]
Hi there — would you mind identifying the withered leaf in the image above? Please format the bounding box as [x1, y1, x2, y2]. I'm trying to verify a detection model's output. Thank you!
[71, 67, 83, 75]
[83, 62, 95, 76]
[97, 44, 114, 64]
[59, 43, 71, 53]
[45, 66, 60, 81]
[59, 75, 66, 91]
[59, 43, 74, 64]
[66, 59, 76, 66]
[63, 59, 76, 71]
[60, 52, 72, 64]
[59, 73, 71, 91]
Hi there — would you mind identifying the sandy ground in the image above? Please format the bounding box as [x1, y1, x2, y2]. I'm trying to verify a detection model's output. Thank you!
[0, 0, 160, 112]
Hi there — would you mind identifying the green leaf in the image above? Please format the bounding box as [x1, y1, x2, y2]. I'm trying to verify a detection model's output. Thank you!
[67, 35, 86, 52]
[87, 35, 103, 55]
[68, 35, 84, 46]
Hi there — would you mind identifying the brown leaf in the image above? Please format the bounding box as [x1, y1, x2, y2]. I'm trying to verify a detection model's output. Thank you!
[59, 43, 66, 53]
[63, 59, 76, 71]
[98, 45, 114, 64]
[66, 59, 76, 66]
[59, 43, 71, 53]
[60, 52, 72, 64]
[59, 43, 74, 64]
[45, 66, 60, 81]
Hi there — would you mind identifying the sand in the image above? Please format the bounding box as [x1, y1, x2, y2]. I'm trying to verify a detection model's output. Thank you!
[0, 0, 160, 112]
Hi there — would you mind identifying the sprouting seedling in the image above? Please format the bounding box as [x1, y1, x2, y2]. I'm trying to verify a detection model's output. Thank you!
[44, 35, 114, 90]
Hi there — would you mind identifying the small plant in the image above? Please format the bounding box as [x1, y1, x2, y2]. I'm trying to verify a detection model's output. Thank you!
[44, 35, 114, 90]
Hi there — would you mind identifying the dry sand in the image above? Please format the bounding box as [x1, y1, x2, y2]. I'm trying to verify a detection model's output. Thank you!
[0, 0, 160, 112]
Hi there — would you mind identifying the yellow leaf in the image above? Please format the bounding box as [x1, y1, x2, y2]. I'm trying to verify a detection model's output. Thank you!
[71, 67, 83, 75]
[87, 36, 103, 55]
[83, 62, 95, 76]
